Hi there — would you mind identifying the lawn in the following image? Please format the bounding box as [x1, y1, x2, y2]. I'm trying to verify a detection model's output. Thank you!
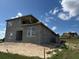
[0, 52, 41, 59]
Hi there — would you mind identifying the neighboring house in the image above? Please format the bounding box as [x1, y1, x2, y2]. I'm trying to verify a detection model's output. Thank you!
[62, 32, 79, 39]
[5, 15, 58, 44]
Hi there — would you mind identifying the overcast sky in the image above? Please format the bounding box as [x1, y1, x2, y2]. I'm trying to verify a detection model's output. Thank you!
[0, 0, 79, 39]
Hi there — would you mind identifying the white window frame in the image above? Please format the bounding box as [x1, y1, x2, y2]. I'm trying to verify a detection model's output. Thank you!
[27, 27, 36, 37]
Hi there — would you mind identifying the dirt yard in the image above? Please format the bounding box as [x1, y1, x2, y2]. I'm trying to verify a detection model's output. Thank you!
[0, 42, 53, 58]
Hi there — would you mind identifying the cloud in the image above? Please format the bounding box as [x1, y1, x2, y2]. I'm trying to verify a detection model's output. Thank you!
[44, 23, 48, 26]
[45, 17, 54, 22]
[49, 7, 59, 15]
[17, 12, 23, 16]
[71, 31, 76, 33]
[11, 12, 23, 19]
[43, 8, 58, 22]
[52, 8, 59, 15]
[51, 26, 57, 31]
[45, 13, 49, 16]
[61, 0, 79, 17]
[58, 12, 70, 20]
[49, 9, 53, 14]
[43, 11, 54, 23]
[0, 30, 5, 39]
[57, 0, 79, 20]
[0, 19, 6, 39]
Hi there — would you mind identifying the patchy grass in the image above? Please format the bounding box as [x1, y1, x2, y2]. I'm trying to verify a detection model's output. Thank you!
[0, 52, 42, 59]
[48, 38, 79, 59]
[60, 38, 79, 44]
[48, 49, 79, 59]
[66, 39, 79, 44]
[46, 37, 79, 59]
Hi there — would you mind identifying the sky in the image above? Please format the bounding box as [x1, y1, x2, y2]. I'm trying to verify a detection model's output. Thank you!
[0, 0, 79, 39]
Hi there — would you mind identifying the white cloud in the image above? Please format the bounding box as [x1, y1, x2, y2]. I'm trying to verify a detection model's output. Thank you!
[45, 17, 54, 22]
[58, 12, 70, 20]
[0, 30, 5, 39]
[49, 9, 53, 14]
[51, 26, 57, 31]
[11, 12, 23, 19]
[44, 23, 48, 26]
[49, 7, 59, 15]
[52, 8, 59, 15]
[17, 12, 23, 16]
[61, 0, 79, 17]
[0, 27, 6, 39]
[71, 31, 76, 33]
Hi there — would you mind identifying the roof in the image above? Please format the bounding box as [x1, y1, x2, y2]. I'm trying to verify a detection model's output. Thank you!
[6, 15, 57, 36]
[6, 15, 34, 22]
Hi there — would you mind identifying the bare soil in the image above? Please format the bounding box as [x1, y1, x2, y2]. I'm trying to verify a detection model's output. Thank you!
[0, 42, 53, 58]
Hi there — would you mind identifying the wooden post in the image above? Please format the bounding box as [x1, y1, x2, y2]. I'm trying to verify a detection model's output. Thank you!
[44, 48, 46, 59]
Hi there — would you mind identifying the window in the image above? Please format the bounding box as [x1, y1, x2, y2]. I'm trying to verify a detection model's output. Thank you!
[21, 17, 38, 24]
[21, 19, 30, 24]
[27, 27, 36, 37]
[22, 20, 29, 24]
[9, 33, 13, 39]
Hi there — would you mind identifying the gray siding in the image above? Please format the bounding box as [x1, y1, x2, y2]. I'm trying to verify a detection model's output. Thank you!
[39, 24, 56, 44]
[5, 16, 57, 44]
